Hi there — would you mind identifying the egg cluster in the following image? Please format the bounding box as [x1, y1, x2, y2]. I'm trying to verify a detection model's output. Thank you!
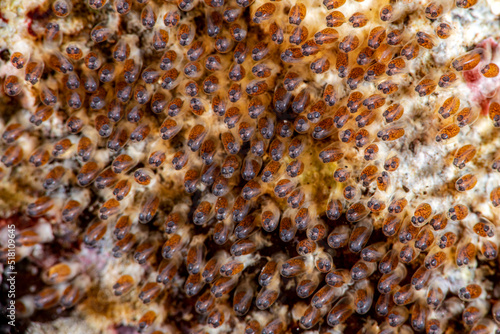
[1, 0, 500, 332]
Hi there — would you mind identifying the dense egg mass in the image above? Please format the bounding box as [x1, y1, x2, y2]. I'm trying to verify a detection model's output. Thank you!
[1, 0, 500, 332]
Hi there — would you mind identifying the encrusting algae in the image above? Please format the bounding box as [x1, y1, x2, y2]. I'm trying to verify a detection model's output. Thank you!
[1, 0, 500, 333]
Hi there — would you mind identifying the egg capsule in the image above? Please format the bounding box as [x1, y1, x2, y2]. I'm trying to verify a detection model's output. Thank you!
[327, 296, 354, 327]
[1, 145, 23, 167]
[378, 264, 407, 294]
[387, 306, 409, 327]
[375, 292, 394, 317]
[349, 220, 373, 252]
[353, 280, 374, 314]
[436, 22, 453, 39]
[386, 29, 404, 46]
[328, 224, 350, 248]
[381, 214, 403, 238]
[294, 273, 319, 299]
[436, 123, 460, 142]
[456, 174, 477, 192]
[311, 284, 339, 309]
[253, 3, 276, 23]
[452, 49, 483, 71]
[261, 205, 280, 233]
[351, 260, 377, 281]
[439, 71, 459, 88]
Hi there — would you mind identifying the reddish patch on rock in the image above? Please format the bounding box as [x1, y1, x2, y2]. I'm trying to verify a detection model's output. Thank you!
[0, 214, 41, 230]
[463, 38, 500, 115]
[0, 11, 8, 23]
[25, 6, 52, 38]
